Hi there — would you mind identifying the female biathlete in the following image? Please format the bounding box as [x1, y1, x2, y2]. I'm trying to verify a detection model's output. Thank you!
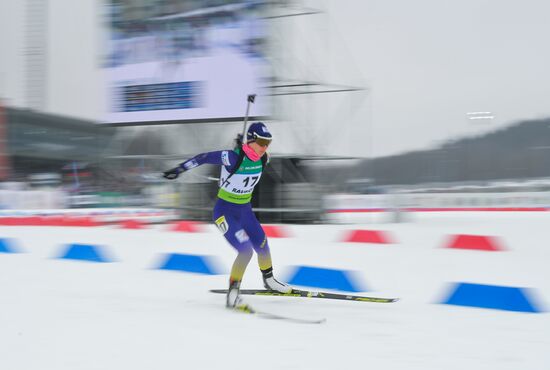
[163, 122, 291, 307]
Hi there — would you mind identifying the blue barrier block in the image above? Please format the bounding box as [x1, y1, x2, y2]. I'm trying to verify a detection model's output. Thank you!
[286, 265, 365, 292]
[157, 253, 221, 275]
[0, 238, 18, 253]
[441, 282, 543, 313]
[58, 244, 111, 263]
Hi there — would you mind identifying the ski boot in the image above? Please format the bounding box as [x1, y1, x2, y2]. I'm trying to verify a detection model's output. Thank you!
[226, 279, 242, 308]
[261, 267, 292, 293]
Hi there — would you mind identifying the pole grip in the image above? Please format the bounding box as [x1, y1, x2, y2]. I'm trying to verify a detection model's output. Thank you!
[241, 94, 256, 141]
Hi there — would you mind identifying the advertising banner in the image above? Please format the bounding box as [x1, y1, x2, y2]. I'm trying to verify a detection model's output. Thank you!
[103, 1, 270, 125]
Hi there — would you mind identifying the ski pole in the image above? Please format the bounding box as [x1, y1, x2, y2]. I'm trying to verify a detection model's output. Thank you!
[241, 94, 256, 142]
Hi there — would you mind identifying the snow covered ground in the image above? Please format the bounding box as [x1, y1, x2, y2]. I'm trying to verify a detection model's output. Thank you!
[1, 212, 549, 370]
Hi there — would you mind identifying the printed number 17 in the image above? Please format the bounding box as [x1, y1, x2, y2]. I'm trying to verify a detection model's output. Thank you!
[243, 176, 259, 187]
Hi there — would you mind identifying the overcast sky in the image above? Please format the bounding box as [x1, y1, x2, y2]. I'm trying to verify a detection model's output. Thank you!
[314, 0, 550, 156]
[2, 0, 550, 157]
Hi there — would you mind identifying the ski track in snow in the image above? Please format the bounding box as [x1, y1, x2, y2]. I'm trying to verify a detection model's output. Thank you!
[1, 212, 549, 370]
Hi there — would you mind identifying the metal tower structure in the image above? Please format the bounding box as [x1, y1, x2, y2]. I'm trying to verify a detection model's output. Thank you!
[264, 0, 369, 158]
[25, 0, 48, 111]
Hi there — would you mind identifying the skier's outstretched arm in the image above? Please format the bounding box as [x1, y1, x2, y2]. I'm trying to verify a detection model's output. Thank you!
[162, 150, 238, 180]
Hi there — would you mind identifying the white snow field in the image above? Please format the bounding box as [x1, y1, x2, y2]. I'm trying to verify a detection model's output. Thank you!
[1, 212, 549, 370]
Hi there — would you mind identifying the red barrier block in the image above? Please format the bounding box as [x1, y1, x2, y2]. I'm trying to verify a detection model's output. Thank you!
[169, 221, 203, 233]
[23, 216, 43, 226]
[44, 216, 66, 226]
[0, 216, 102, 227]
[119, 219, 146, 229]
[0, 217, 13, 225]
[0, 217, 22, 226]
[9, 217, 29, 225]
[65, 216, 102, 227]
[262, 225, 290, 238]
[56, 217, 77, 227]
[343, 229, 393, 244]
[446, 234, 505, 251]
[81, 217, 103, 227]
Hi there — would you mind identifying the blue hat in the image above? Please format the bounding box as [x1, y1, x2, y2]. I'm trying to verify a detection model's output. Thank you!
[246, 122, 272, 143]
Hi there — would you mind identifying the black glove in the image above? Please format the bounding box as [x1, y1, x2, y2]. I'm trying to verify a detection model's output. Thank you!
[163, 167, 183, 180]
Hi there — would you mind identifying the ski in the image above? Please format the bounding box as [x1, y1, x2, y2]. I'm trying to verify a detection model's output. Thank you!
[212, 289, 399, 303]
[232, 303, 326, 324]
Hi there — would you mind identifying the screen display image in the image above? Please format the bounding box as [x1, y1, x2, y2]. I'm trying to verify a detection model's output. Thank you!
[104, 0, 270, 124]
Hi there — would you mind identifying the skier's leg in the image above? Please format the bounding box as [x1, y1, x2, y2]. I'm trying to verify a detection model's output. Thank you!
[241, 207, 271, 269]
[213, 202, 254, 307]
[251, 231, 273, 271]
[228, 243, 253, 286]
[243, 207, 291, 293]
[226, 246, 253, 307]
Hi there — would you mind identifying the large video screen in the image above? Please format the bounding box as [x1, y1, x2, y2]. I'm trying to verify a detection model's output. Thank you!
[103, 0, 270, 124]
